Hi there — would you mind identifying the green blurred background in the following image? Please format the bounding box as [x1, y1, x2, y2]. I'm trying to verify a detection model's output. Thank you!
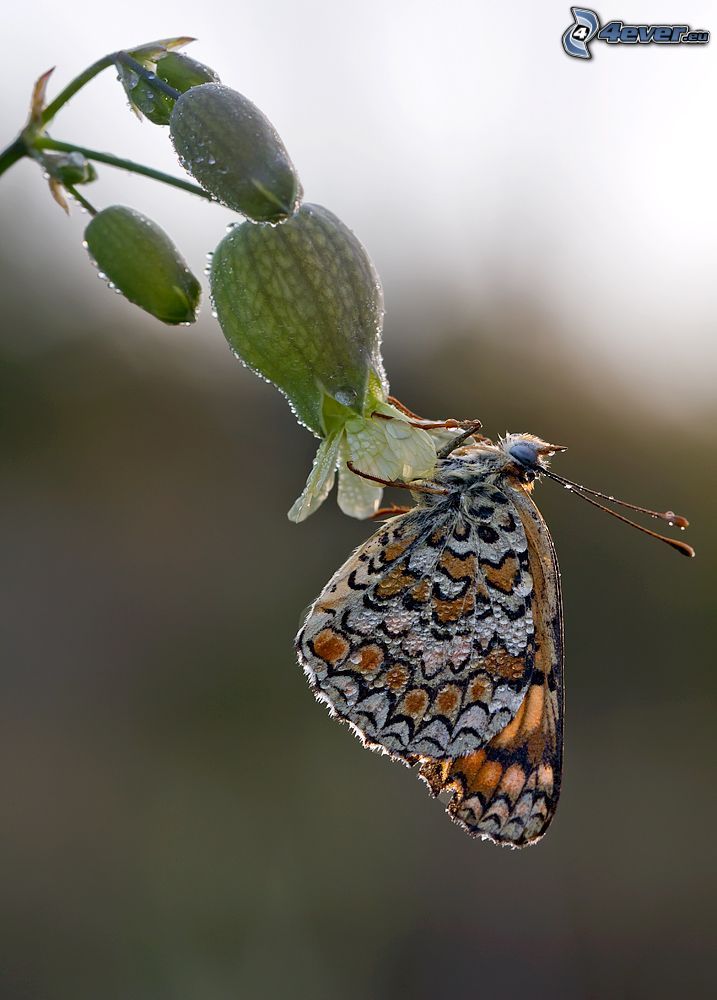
[2, 3, 715, 998]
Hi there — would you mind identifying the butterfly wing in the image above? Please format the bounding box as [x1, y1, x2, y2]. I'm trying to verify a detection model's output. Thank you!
[297, 485, 539, 762]
[417, 486, 564, 847]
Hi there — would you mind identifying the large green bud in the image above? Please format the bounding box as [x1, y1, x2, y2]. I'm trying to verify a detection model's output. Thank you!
[210, 203, 385, 435]
[155, 51, 219, 93]
[170, 83, 302, 222]
[84, 206, 201, 325]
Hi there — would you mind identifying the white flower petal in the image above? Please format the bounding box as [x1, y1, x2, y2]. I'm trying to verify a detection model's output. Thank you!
[386, 423, 436, 480]
[345, 412, 438, 486]
[287, 432, 341, 522]
[345, 416, 403, 481]
[337, 437, 383, 519]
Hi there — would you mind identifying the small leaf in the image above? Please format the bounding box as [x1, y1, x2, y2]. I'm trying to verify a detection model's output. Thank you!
[48, 177, 69, 214]
[170, 83, 302, 222]
[210, 203, 385, 434]
[84, 206, 200, 324]
[127, 37, 196, 62]
[28, 67, 54, 125]
[288, 431, 342, 523]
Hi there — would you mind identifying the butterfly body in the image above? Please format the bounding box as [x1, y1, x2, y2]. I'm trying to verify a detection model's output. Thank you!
[297, 434, 564, 847]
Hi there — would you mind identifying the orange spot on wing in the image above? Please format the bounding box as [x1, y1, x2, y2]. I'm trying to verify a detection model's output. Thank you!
[435, 686, 460, 715]
[402, 689, 429, 718]
[468, 675, 493, 703]
[376, 565, 415, 597]
[384, 665, 409, 691]
[472, 759, 503, 799]
[521, 683, 545, 734]
[410, 579, 430, 603]
[439, 551, 476, 580]
[355, 644, 384, 674]
[483, 648, 528, 681]
[452, 750, 487, 784]
[433, 593, 475, 623]
[490, 682, 546, 760]
[312, 629, 349, 664]
[499, 763, 527, 802]
[483, 555, 521, 594]
[384, 536, 413, 562]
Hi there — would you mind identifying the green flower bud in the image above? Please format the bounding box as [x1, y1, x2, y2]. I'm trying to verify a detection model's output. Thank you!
[210, 203, 385, 434]
[156, 51, 219, 92]
[116, 61, 176, 126]
[43, 151, 97, 186]
[116, 49, 220, 126]
[170, 83, 302, 222]
[84, 206, 201, 325]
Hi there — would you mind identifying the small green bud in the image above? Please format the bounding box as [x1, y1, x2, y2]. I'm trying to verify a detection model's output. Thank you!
[84, 206, 201, 325]
[170, 83, 302, 222]
[43, 151, 97, 186]
[116, 49, 220, 126]
[210, 203, 385, 434]
[156, 51, 219, 92]
[116, 61, 176, 126]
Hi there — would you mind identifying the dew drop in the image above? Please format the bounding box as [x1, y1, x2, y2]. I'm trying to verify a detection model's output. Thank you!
[334, 386, 358, 406]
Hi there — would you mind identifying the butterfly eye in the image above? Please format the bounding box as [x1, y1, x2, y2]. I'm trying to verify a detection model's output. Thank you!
[523, 469, 537, 484]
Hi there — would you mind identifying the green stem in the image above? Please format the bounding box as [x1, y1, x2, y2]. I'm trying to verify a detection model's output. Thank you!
[0, 135, 26, 177]
[65, 184, 97, 215]
[41, 53, 117, 125]
[34, 137, 213, 200]
[115, 52, 182, 101]
[0, 53, 118, 178]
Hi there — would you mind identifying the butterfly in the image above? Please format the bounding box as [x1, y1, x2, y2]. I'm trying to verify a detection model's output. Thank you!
[296, 422, 694, 847]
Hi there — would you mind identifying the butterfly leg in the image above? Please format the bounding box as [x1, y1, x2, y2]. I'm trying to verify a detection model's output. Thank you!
[345, 461, 449, 496]
[386, 395, 426, 420]
[376, 406, 484, 434]
[385, 396, 485, 433]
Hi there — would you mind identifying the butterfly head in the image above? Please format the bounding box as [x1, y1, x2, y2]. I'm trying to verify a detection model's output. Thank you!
[500, 434, 568, 486]
[433, 432, 566, 492]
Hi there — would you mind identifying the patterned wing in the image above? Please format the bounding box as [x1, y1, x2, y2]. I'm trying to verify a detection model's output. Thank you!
[297, 486, 538, 761]
[417, 487, 564, 847]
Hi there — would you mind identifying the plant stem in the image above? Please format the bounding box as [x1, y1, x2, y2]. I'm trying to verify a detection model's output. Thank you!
[0, 136, 26, 177]
[34, 137, 213, 200]
[65, 184, 97, 215]
[115, 52, 182, 101]
[41, 54, 117, 125]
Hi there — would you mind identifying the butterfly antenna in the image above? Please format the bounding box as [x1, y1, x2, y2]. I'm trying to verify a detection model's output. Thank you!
[542, 470, 695, 558]
[544, 469, 690, 527]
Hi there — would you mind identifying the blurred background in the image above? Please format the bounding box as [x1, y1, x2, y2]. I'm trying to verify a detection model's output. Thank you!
[1, 2, 714, 997]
